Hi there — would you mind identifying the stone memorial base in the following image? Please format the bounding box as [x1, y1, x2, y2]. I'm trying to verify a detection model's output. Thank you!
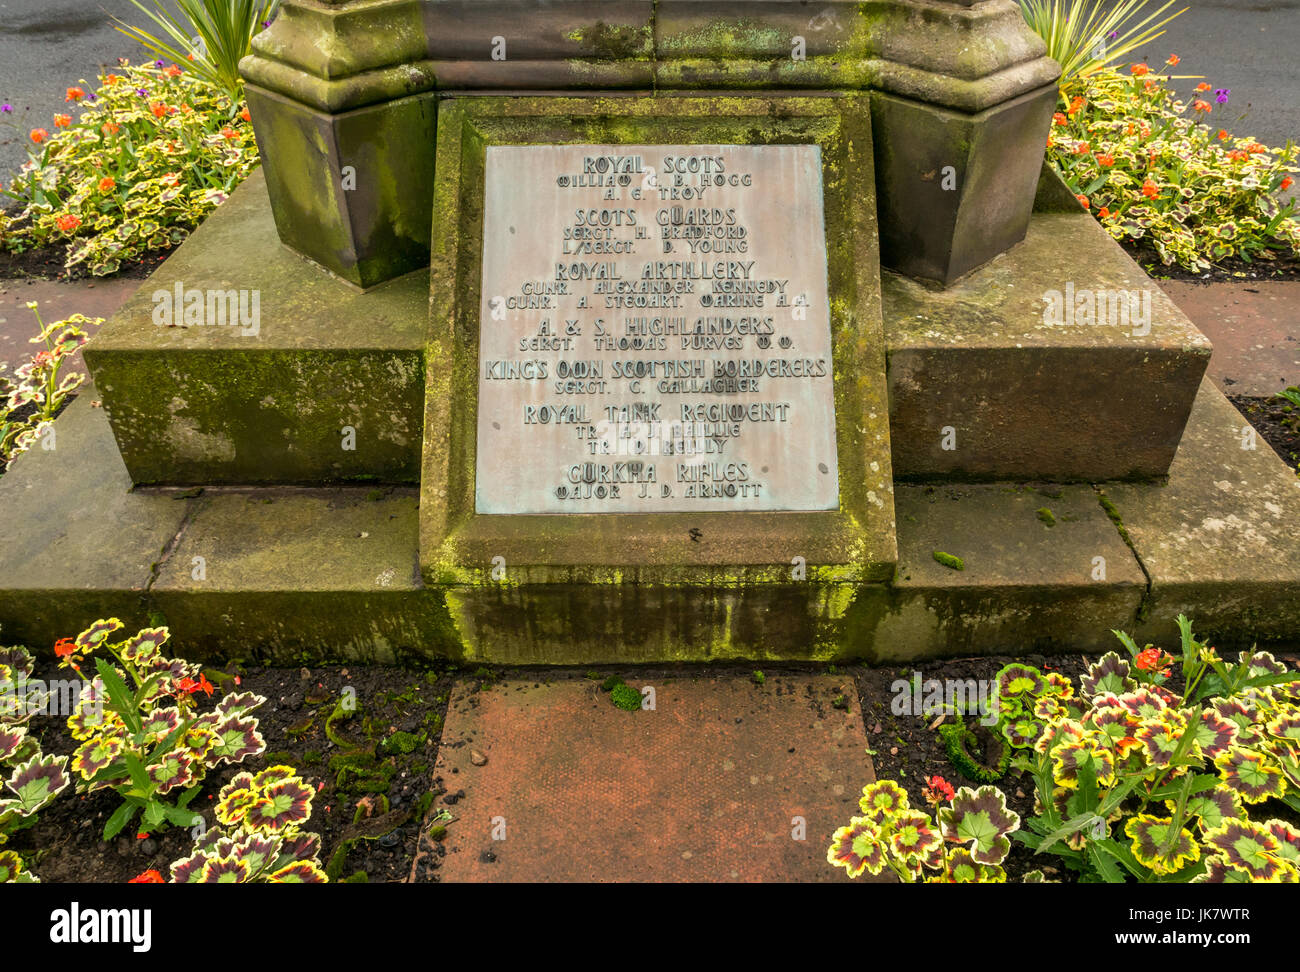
[2, 165, 1298, 663]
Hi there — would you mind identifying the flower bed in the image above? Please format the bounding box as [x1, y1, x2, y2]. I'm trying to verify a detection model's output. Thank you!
[1047, 60, 1300, 274]
[0, 60, 259, 277]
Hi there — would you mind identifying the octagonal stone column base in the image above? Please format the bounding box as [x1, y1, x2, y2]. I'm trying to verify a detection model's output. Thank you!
[244, 85, 438, 289]
[871, 83, 1058, 286]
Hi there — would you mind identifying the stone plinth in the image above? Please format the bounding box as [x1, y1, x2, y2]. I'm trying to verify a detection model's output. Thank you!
[84, 170, 426, 486]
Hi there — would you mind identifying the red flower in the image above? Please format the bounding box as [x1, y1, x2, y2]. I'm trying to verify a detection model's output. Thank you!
[927, 776, 955, 802]
[136, 832, 150, 840]
[66, 87, 85, 102]
[1282, 177, 1295, 191]
[177, 676, 198, 694]
[1095, 153, 1115, 167]
[1052, 112, 1067, 126]
[55, 214, 81, 233]
[239, 107, 251, 122]
[1135, 647, 1173, 674]
[128, 869, 164, 884]
[53, 637, 77, 659]
[196, 673, 214, 697]
[1098, 207, 1111, 219]
[1076, 194, 1090, 210]
[1141, 179, 1159, 199]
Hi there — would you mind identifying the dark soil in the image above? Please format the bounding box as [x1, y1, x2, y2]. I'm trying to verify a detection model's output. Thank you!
[1122, 240, 1300, 282]
[0, 242, 176, 281]
[13, 651, 1300, 884]
[15, 659, 460, 885]
[1232, 394, 1300, 470]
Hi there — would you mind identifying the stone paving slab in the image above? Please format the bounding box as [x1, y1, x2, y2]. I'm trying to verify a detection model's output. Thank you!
[417, 674, 878, 882]
[1105, 379, 1300, 648]
[873, 483, 1146, 660]
[1157, 280, 1300, 398]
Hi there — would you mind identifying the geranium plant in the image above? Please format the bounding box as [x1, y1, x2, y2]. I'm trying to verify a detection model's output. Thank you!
[828, 778, 1021, 883]
[1014, 617, 1300, 882]
[0, 59, 259, 275]
[166, 765, 328, 883]
[56, 619, 267, 839]
[0, 639, 71, 883]
[1, 305, 98, 472]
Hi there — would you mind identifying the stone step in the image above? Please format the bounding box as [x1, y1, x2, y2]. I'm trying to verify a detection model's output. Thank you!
[83, 169, 427, 487]
[1, 380, 1297, 661]
[885, 208, 1212, 483]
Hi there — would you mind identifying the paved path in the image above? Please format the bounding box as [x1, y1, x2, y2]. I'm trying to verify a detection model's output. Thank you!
[413, 674, 879, 882]
[1157, 280, 1300, 397]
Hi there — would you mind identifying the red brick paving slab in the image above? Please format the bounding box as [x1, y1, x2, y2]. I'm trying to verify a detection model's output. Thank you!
[0, 276, 140, 373]
[1158, 280, 1300, 397]
[416, 675, 880, 883]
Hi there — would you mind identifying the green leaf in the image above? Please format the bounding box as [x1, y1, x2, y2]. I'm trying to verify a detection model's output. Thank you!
[94, 658, 141, 735]
[121, 752, 153, 795]
[103, 800, 139, 841]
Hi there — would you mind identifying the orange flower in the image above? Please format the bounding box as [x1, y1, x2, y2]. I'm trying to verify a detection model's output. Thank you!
[104, 74, 120, 86]
[1096, 153, 1114, 167]
[1067, 95, 1085, 115]
[239, 107, 251, 122]
[1166, 55, 1180, 66]
[1141, 180, 1159, 199]
[1193, 100, 1212, 113]
[1217, 129, 1229, 140]
[53, 114, 72, 128]
[1196, 82, 1212, 92]
[150, 101, 168, 119]
[55, 214, 81, 233]
[1281, 176, 1294, 191]
[1131, 63, 1149, 76]
[101, 121, 120, 135]
[1052, 112, 1067, 126]
[1227, 150, 1249, 162]
[129, 870, 164, 884]
[1247, 143, 1266, 154]
[160, 172, 180, 187]
[220, 127, 238, 140]
[1098, 207, 1111, 219]
[53, 637, 77, 659]
[66, 86, 85, 101]
[98, 176, 116, 192]
[30, 128, 49, 144]
[163, 64, 183, 78]
[1075, 194, 1090, 210]
[1073, 141, 1090, 155]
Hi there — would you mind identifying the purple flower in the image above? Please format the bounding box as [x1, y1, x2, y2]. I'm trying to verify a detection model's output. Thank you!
[137, 88, 149, 97]
[1215, 88, 1230, 104]
[0, 104, 12, 113]
[1107, 30, 1118, 40]
[154, 59, 164, 68]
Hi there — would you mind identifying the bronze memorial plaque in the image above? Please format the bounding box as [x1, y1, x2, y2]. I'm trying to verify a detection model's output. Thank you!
[475, 143, 839, 514]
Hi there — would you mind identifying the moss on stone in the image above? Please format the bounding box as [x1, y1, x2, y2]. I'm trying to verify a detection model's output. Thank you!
[932, 551, 965, 571]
